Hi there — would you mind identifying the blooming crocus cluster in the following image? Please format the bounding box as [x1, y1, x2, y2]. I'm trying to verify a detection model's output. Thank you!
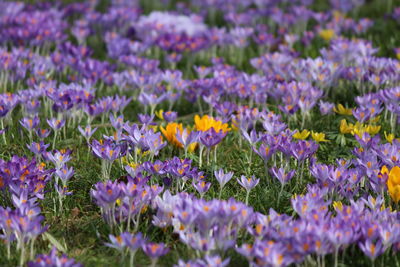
[91, 175, 163, 230]
[28, 248, 82, 267]
[153, 191, 254, 254]
[0, 0, 400, 266]
[0, 156, 52, 265]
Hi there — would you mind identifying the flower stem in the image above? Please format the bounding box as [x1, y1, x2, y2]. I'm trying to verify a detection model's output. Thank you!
[245, 191, 250, 205]
[334, 247, 339, 267]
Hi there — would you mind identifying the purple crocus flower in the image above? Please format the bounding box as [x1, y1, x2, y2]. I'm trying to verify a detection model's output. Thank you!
[138, 113, 155, 126]
[55, 165, 75, 184]
[20, 117, 40, 131]
[270, 167, 296, 186]
[319, 100, 335, 115]
[109, 114, 125, 130]
[46, 150, 72, 169]
[142, 242, 169, 259]
[91, 139, 122, 162]
[36, 128, 51, 139]
[253, 142, 276, 162]
[106, 232, 145, 253]
[358, 239, 384, 261]
[237, 175, 260, 192]
[78, 125, 97, 140]
[241, 129, 262, 147]
[203, 255, 230, 267]
[27, 141, 49, 156]
[138, 92, 167, 107]
[163, 111, 178, 122]
[199, 128, 226, 148]
[291, 140, 318, 162]
[175, 129, 200, 154]
[237, 175, 259, 204]
[91, 181, 121, 208]
[193, 180, 211, 198]
[28, 247, 82, 267]
[214, 169, 234, 194]
[47, 118, 66, 131]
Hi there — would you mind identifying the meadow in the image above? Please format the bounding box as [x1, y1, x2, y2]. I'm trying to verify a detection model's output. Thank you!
[1, 0, 400, 266]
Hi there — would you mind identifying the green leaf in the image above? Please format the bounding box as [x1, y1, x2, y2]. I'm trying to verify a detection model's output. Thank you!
[43, 232, 68, 253]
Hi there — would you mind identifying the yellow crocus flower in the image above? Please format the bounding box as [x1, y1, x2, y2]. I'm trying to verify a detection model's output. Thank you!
[187, 142, 197, 153]
[155, 109, 164, 120]
[311, 131, 329, 142]
[351, 122, 366, 138]
[369, 116, 380, 124]
[148, 125, 158, 132]
[194, 115, 230, 133]
[384, 132, 395, 144]
[387, 166, 400, 203]
[339, 119, 353, 134]
[319, 29, 335, 41]
[160, 122, 184, 148]
[365, 124, 381, 136]
[333, 201, 343, 212]
[293, 129, 310, 140]
[381, 165, 389, 176]
[334, 104, 353, 116]
[231, 119, 239, 131]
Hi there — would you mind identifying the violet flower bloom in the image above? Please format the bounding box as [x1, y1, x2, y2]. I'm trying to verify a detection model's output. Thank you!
[91, 139, 123, 179]
[24, 99, 41, 115]
[270, 167, 296, 186]
[78, 125, 97, 141]
[28, 247, 82, 267]
[109, 114, 125, 130]
[154, 193, 254, 253]
[241, 129, 262, 147]
[106, 233, 126, 251]
[215, 169, 234, 198]
[47, 150, 72, 169]
[138, 113, 155, 126]
[55, 185, 73, 199]
[142, 242, 169, 259]
[352, 107, 371, 123]
[27, 141, 49, 156]
[106, 232, 145, 254]
[175, 129, 200, 155]
[237, 175, 259, 192]
[20, 117, 40, 131]
[138, 92, 167, 109]
[193, 65, 211, 79]
[146, 132, 167, 156]
[237, 175, 259, 205]
[203, 255, 230, 267]
[319, 100, 335, 115]
[36, 128, 51, 139]
[254, 140, 277, 162]
[290, 140, 318, 162]
[91, 139, 122, 162]
[358, 239, 384, 261]
[199, 128, 227, 148]
[91, 181, 121, 222]
[163, 111, 178, 122]
[193, 180, 211, 198]
[55, 165, 74, 184]
[47, 118, 66, 131]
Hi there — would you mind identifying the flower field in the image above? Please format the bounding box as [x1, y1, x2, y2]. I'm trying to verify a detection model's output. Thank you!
[1, 0, 400, 266]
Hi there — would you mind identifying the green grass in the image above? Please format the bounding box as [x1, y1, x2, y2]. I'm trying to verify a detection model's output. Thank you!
[1, 0, 400, 266]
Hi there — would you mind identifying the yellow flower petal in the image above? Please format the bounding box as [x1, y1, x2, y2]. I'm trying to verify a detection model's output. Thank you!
[334, 104, 353, 116]
[319, 29, 335, 41]
[293, 129, 310, 140]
